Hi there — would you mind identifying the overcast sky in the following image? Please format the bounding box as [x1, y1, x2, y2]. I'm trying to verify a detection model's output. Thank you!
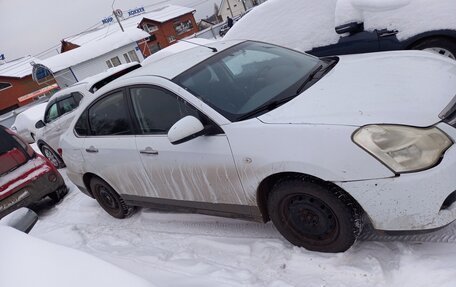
[0, 0, 220, 61]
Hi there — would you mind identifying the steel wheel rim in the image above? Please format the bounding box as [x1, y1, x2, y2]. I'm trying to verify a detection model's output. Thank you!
[43, 147, 59, 167]
[423, 47, 456, 59]
[280, 193, 339, 244]
[98, 186, 119, 210]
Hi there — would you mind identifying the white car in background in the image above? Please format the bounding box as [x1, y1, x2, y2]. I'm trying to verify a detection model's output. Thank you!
[10, 102, 48, 143]
[61, 40, 456, 252]
[34, 63, 141, 168]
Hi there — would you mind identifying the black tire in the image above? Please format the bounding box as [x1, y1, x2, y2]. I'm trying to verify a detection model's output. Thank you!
[90, 178, 136, 219]
[49, 186, 68, 203]
[267, 177, 362, 253]
[40, 144, 65, 169]
[410, 37, 456, 60]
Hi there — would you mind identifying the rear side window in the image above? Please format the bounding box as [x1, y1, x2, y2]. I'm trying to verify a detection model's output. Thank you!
[58, 96, 78, 115]
[0, 128, 31, 175]
[75, 110, 89, 136]
[88, 91, 132, 136]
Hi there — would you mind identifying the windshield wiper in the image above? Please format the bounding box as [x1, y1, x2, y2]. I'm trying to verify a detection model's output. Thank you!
[237, 94, 299, 121]
[296, 64, 324, 95]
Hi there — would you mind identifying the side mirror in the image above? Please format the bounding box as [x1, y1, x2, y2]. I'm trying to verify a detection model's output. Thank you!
[335, 22, 364, 35]
[35, 120, 46, 129]
[168, 116, 205, 145]
[0, 208, 38, 234]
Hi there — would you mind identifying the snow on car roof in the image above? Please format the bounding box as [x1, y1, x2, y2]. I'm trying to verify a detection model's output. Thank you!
[125, 40, 244, 80]
[336, 0, 456, 41]
[35, 27, 149, 73]
[0, 56, 39, 78]
[141, 38, 216, 66]
[64, 5, 195, 47]
[224, 0, 340, 52]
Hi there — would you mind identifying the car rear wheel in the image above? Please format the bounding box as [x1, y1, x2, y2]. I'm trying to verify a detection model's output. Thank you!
[267, 178, 362, 253]
[40, 144, 65, 169]
[90, 178, 136, 219]
[411, 37, 456, 60]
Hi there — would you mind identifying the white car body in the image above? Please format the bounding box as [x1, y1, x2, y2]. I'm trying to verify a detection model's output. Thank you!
[10, 102, 48, 143]
[60, 40, 456, 251]
[35, 63, 141, 166]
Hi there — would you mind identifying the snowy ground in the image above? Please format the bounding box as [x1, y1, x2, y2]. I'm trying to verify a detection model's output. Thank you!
[26, 168, 456, 287]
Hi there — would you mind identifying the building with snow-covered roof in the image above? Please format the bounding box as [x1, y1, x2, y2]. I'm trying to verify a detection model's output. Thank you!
[61, 5, 198, 58]
[0, 56, 58, 113]
[33, 27, 148, 88]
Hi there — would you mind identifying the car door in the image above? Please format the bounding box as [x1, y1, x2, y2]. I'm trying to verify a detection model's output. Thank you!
[41, 101, 61, 148]
[47, 93, 82, 150]
[81, 89, 153, 197]
[309, 30, 380, 57]
[130, 85, 247, 206]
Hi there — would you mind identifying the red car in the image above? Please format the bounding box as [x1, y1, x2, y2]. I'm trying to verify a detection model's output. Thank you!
[0, 125, 66, 218]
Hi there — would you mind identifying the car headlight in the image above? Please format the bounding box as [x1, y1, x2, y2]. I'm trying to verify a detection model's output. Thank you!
[353, 125, 453, 173]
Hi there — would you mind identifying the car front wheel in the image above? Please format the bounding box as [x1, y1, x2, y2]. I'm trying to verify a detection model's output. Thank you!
[411, 37, 456, 60]
[267, 178, 362, 253]
[90, 178, 136, 219]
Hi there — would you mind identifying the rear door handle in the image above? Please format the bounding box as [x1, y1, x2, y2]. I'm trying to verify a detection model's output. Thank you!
[85, 146, 99, 153]
[140, 147, 159, 155]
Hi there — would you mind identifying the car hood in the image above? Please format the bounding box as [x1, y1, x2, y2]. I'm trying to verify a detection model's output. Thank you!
[259, 51, 456, 127]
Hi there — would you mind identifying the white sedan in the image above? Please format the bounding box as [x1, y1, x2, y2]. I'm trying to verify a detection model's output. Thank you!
[60, 40, 456, 252]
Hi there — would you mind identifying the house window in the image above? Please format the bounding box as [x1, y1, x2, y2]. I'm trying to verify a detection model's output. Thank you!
[143, 23, 158, 33]
[110, 56, 121, 67]
[128, 50, 140, 62]
[0, 82, 12, 91]
[149, 43, 161, 54]
[123, 50, 140, 63]
[173, 20, 194, 35]
[106, 56, 121, 68]
[168, 35, 176, 43]
[123, 53, 131, 63]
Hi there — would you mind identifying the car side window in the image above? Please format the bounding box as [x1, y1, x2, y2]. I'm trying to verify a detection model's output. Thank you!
[130, 86, 204, 135]
[58, 96, 78, 115]
[72, 92, 83, 105]
[88, 91, 132, 136]
[44, 103, 59, 123]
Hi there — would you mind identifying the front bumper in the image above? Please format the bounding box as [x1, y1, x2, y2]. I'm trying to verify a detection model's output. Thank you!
[337, 123, 456, 231]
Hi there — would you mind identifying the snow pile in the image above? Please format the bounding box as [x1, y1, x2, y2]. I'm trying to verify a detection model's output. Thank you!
[0, 226, 154, 287]
[141, 38, 216, 66]
[336, 0, 456, 41]
[224, 0, 340, 52]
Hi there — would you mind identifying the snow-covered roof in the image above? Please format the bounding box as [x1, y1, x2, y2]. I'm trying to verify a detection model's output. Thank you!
[64, 5, 195, 47]
[0, 56, 39, 78]
[36, 27, 149, 73]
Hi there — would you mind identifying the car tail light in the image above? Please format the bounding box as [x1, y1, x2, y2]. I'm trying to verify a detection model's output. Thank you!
[57, 148, 63, 157]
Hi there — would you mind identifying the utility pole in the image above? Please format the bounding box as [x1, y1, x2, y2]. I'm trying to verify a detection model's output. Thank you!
[111, 0, 124, 32]
[113, 9, 124, 32]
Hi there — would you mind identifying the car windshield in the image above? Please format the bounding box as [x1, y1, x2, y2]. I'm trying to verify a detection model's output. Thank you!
[173, 41, 321, 121]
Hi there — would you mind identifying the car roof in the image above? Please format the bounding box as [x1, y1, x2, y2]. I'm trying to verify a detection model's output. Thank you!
[48, 62, 142, 106]
[123, 40, 245, 80]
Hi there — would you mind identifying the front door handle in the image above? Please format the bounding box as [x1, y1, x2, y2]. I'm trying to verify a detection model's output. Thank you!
[85, 146, 99, 153]
[140, 147, 159, 155]
[378, 29, 398, 37]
